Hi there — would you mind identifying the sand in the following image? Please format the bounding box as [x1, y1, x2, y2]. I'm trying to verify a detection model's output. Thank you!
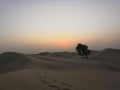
[0, 49, 120, 90]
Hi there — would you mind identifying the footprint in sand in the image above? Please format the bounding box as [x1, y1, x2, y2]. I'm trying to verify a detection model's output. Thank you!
[48, 84, 58, 88]
[41, 79, 49, 84]
[37, 71, 72, 90]
[43, 79, 71, 90]
[53, 79, 57, 82]
[52, 79, 72, 87]
[57, 87, 71, 90]
[48, 84, 71, 90]
[41, 79, 72, 90]
[61, 83, 72, 87]
[49, 79, 73, 90]
[60, 88, 71, 90]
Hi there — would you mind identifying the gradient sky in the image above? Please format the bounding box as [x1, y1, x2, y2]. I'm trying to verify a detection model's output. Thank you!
[0, 0, 120, 53]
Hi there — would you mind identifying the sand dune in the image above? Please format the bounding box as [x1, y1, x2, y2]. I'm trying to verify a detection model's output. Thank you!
[39, 52, 77, 59]
[0, 52, 31, 74]
[90, 48, 120, 65]
[0, 51, 120, 90]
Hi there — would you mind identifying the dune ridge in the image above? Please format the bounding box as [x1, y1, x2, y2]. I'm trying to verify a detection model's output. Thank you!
[90, 48, 120, 65]
[0, 52, 31, 74]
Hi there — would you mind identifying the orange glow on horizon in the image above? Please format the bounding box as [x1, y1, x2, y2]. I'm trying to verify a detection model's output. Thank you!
[55, 40, 74, 50]
[13, 31, 115, 50]
[14, 33, 77, 50]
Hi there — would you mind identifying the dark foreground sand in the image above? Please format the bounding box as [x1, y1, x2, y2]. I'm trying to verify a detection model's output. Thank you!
[0, 49, 120, 90]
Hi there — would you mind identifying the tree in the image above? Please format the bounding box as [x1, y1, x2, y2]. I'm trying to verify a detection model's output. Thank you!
[76, 43, 91, 59]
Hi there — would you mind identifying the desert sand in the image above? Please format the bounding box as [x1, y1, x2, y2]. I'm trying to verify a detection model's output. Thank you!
[0, 49, 120, 90]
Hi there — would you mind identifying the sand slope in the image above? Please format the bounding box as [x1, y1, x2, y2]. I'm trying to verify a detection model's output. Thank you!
[0, 52, 31, 74]
[0, 51, 120, 90]
[90, 48, 120, 65]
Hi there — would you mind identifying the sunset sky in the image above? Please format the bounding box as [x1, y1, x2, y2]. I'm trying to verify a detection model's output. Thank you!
[0, 0, 120, 53]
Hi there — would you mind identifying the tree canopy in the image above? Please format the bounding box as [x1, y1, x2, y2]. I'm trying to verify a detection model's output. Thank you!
[76, 43, 91, 59]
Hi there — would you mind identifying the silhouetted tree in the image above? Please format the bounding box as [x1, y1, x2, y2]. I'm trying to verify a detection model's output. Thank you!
[87, 49, 91, 55]
[76, 43, 91, 59]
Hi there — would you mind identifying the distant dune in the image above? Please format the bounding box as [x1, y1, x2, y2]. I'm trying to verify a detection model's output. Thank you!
[90, 48, 120, 65]
[39, 52, 77, 58]
[0, 52, 31, 74]
[39, 50, 98, 59]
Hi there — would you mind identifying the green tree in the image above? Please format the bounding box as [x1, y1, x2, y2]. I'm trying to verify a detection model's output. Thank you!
[76, 43, 91, 59]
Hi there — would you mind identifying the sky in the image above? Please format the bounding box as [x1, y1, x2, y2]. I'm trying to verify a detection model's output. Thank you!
[0, 0, 120, 53]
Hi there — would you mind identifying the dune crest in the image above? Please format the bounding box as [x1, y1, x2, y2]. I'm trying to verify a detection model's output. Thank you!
[90, 48, 120, 65]
[0, 52, 31, 74]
